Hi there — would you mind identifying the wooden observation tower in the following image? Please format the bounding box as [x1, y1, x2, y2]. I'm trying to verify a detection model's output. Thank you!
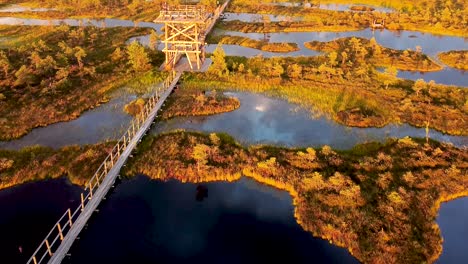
[154, 3, 210, 70]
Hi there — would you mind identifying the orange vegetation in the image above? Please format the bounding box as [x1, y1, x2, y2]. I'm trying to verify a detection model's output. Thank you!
[438, 50, 468, 71]
[124, 98, 146, 116]
[0, 143, 112, 190]
[185, 53, 468, 135]
[124, 131, 468, 264]
[160, 88, 240, 120]
[210, 35, 299, 53]
[305, 37, 442, 72]
[0, 25, 155, 140]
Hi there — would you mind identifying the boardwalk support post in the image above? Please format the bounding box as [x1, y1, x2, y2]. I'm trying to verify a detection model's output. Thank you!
[45, 239, 53, 256]
[80, 193, 84, 211]
[57, 223, 64, 241]
[68, 209, 73, 227]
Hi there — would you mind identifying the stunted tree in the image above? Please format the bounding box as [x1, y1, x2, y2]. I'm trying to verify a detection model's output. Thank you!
[287, 63, 302, 79]
[272, 62, 284, 78]
[74, 46, 87, 69]
[209, 133, 221, 146]
[126, 41, 151, 72]
[302, 172, 325, 191]
[14, 65, 33, 87]
[238, 63, 245, 73]
[340, 51, 348, 66]
[0, 51, 11, 77]
[328, 51, 338, 67]
[412, 79, 426, 96]
[192, 144, 210, 171]
[428, 80, 435, 93]
[383, 66, 398, 89]
[37, 55, 57, 76]
[209, 44, 228, 77]
[349, 37, 362, 57]
[111, 47, 124, 62]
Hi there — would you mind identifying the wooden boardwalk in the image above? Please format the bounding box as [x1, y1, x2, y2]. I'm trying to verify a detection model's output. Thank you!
[26, 71, 181, 264]
[27, 1, 230, 263]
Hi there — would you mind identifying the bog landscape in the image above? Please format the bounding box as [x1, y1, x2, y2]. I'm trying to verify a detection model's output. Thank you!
[0, 0, 467, 263]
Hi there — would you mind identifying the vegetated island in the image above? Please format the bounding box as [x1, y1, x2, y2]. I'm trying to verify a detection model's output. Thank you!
[208, 35, 299, 53]
[186, 46, 468, 135]
[349, 5, 375, 12]
[226, 0, 467, 37]
[121, 131, 467, 264]
[304, 37, 442, 72]
[217, 18, 362, 34]
[438, 50, 468, 71]
[0, 25, 163, 140]
[123, 88, 240, 118]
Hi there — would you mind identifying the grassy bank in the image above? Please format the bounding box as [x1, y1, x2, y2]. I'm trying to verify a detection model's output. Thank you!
[438, 50, 468, 71]
[0, 25, 163, 140]
[0, 143, 112, 190]
[122, 131, 468, 264]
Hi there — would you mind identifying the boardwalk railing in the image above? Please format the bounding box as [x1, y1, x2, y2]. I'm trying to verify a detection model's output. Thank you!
[27, 71, 179, 264]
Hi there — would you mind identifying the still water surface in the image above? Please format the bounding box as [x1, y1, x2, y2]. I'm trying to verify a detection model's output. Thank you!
[0, 177, 359, 264]
[152, 92, 467, 149]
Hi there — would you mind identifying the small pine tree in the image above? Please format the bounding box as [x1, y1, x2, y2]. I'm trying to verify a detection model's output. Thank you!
[192, 144, 210, 171]
[412, 79, 426, 96]
[126, 41, 151, 72]
[209, 44, 228, 77]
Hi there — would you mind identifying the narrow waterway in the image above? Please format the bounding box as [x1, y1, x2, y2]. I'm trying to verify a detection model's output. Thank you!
[0, 91, 135, 150]
[152, 92, 467, 149]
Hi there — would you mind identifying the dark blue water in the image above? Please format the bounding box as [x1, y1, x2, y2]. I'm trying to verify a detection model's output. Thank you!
[0, 178, 81, 263]
[65, 176, 357, 264]
[1, 175, 467, 263]
[436, 197, 468, 263]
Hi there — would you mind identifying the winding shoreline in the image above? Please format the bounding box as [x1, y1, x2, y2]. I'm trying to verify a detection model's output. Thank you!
[122, 131, 467, 263]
